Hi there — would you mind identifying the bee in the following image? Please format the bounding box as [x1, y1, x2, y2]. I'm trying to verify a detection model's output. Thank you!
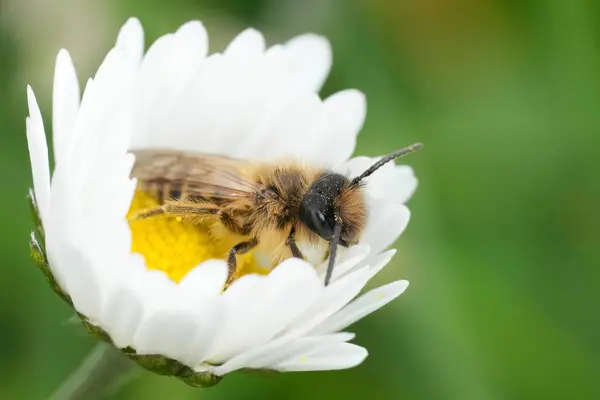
[129, 143, 422, 286]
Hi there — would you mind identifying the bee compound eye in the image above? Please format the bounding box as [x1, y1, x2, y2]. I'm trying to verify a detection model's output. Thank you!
[310, 209, 334, 239]
[299, 194, 335, 240]
[317, 210, 327, 222]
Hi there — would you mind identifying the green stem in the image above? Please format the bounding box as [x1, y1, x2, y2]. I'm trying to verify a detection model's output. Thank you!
[49, 343, 138, 400]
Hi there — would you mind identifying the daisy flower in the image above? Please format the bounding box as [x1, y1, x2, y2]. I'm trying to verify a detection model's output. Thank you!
[26, 18, 418, 387]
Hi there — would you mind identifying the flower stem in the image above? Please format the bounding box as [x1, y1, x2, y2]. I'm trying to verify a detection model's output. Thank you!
[50, 343, 138, 400]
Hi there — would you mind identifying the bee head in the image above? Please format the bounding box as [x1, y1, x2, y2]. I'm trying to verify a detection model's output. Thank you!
[302, 143, 422, 286]
[299, 173, 364, 246]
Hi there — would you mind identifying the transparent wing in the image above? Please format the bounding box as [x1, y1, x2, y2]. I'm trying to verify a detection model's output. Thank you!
[130, 149, 262, 200]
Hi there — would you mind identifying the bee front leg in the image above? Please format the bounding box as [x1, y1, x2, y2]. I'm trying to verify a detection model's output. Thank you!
[225, 238, 258, 287]
[287, 228, 304, 259]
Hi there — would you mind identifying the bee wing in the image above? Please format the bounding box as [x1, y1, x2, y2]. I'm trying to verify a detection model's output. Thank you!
[130, 149, 262, 200]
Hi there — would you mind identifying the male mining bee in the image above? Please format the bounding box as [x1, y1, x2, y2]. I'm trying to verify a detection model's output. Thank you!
[130, 143, 422, 286]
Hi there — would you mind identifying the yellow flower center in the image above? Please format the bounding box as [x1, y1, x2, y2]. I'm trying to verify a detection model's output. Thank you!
[127, 190, 268, 283]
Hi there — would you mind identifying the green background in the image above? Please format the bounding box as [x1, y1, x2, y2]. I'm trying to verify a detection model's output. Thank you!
[1, 0, 599, 398]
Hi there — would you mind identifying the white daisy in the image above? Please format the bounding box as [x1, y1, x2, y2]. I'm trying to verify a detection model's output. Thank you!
[26, 18, 417, 386]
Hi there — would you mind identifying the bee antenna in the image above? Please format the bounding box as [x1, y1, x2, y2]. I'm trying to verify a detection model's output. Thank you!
[351, 143, 423, 185]
[324, 217, 343, 286]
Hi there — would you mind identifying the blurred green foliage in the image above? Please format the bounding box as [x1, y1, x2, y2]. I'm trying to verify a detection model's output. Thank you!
[1, 0, 599, 398]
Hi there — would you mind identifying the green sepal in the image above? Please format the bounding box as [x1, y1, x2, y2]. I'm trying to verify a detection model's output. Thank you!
[30, 231, 72, 306]
[80, 316, 113, 344]
[28, 188, 71, 304]
[127, 353, 222, 387]
[177, 369, 223, 388]
[130, 354, 188, 376]
[28, 188, 45, 239]
[78, 318, 222, 388]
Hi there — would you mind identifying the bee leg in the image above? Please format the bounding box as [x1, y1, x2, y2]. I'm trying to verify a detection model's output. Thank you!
[129, 206, 165, 220]
[225, 238, 258, 287]
[129, 202, 220, 222]
[286, 228, 305, 259]
[219, 211, 252, 235]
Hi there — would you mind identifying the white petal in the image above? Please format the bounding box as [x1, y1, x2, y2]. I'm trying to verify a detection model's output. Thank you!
[274, 342, 368, 372]
[315, 244, 371, 283]
[60, 77, 93, 166]
[387, 165, 418, 204]
[282, 33, 332, 92]
[309, 280, 409, 335]
[26, 86, 51, 225]
[248, 89, 364, 166]
[366, 249, 397, 278]
[183, 308, 221, 367]
[128, 272, 202, 361]
[47, 43, 138, 322]
[178, 260, 228, 298]
[360, 199, 410, 254]
[315, 89, 365, 165]
[56, 243, 103, 322]
[210, 336, 295, 375]
[133, 310, 199, 358]
[283, 267, 372, 337]
[205, 259, 322, 363]
[177, 295, 222, 367]
[116, 17, 145, 63]
[128, 266, 178, 314]
[130, 276, 221, 367]
[132, 21, 209, 150]
[202, 274, 267, 363]
[172, 21, 209, 62]
[338, 156, 417, 203]
[225, 28, 266, 61]
[101, 285, 144, 348]
[328, 247, 396, 285]
[252, 91, 325, 162]
[68, 46, 137, 169]
[131, 34, 174, 145]
[213, 332, 354, 375]
[52, 49, 80, 166]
